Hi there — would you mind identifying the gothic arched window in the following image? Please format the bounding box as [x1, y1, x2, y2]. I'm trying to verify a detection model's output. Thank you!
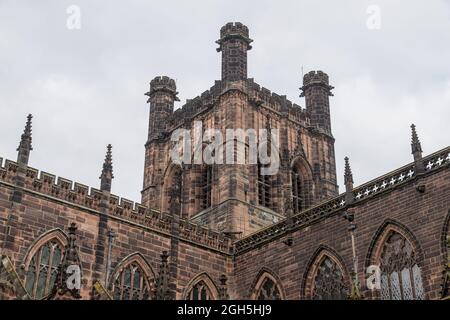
[185, 273, 219, 300]
[188, 280, 213, 300]
[24, 234, 66, 299]
[111, 255, 154, 300]
[378, 232, 425, 300]
[291, 159, 314, 214]
[311, 256, 348, 300]
[256, 277, 281, 300]
[252, 272, 283, 300]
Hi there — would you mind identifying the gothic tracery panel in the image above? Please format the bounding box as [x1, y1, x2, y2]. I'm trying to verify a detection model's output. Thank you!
[256, 277, 281, 300]
[311, 256, 348, 300]
[24, 237, 65, 299]
[252, 272, 283, 300]
[187, 280, 213, 300]
[111, 256, 154, 300]
[185, 274, 218, 300]
[378, 231, 425, 300]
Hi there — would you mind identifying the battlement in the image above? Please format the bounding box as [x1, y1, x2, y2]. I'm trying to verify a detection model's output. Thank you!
[145, 76, 179, 101]
[162, 79, 310, 132]
[245, 79, 308, 121]
[235, 146, 450, 253]
[0, 157, 233, 254]
[302, 70, 330, 86]
[217, 22, 253, 47]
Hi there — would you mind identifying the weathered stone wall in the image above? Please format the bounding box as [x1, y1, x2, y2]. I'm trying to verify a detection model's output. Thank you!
[0, 158, 232, 300]
[232, 152, 450, 299]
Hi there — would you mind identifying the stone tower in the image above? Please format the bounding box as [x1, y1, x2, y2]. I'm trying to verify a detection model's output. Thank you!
[142, 76, 179, 206]
[141, 23, 338, 236]
[216, 22, 253, 82]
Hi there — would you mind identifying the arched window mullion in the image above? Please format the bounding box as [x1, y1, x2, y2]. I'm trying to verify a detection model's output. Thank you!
[111, 257, 154, 300]
[44, 243, 56, 297]
[120, 268, 125, 300]
[32, 248, 42, 298]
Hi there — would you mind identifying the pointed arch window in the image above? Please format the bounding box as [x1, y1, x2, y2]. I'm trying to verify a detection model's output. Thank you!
[311, 256, 348, 300]
[256, 277, 281, 300]
[188, 280, 213, 300]
[111, 259, 153, 300]
[291, 159, 314, 214]
[24, 237, 65, 299]
[378, 232, 425, 300]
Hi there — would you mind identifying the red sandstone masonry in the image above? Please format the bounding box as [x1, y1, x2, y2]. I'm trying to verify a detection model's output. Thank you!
[232, 148, 450, 299]
[0, 147, 448, 299]
[0, 157, 233, 299]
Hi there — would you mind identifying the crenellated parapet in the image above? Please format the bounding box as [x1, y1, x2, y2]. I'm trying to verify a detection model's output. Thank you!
[146, 76, 179, 100]
[0, 158, 233, 254]
[234, 146, 450, 254]
[163, 78, 310, 134]
[300, 70, 334, 135]
[301, 70, 333, 91]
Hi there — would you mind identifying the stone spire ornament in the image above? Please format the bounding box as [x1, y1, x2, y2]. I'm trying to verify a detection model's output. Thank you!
[293, 131, 306, 158]
[17, 114, 33, 165]
[155, 251, 172, 300]
[344, 157, 354, 205]
[218, 274, 229, 300]
[410, 124, 425, 173]
[50, 223, 82, 300]
[100, 144, 114, 192]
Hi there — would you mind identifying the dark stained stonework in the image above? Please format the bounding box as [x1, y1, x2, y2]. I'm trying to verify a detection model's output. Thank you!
[0, 23, 448, 300]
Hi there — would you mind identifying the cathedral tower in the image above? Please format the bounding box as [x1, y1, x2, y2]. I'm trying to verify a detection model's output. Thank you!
[141, 23, 338, 236]
[216, 22, 253, 82]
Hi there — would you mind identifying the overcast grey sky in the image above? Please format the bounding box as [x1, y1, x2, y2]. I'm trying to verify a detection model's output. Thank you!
[0, 0, 449, 203]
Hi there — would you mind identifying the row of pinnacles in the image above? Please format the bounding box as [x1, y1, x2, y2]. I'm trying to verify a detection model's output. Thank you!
[2, 112, 449, 255]
[1, 114, 232, 254]
[144, 71, 333, 143]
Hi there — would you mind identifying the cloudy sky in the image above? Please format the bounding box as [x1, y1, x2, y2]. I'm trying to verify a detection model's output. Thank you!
[0, 0, 449, 203]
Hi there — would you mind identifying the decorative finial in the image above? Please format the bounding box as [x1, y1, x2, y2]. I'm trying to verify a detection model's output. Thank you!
[50, 222, 82, 299]
[411, 124, 422, 154]
[410, 124, 424, 173]
[155, 251, 172, 300]
[100, 144, 114, 192]
[16, 114, 33, 165]
[219, 274, 229, 300]
[344, 157, 354, 204]
[344, 157, 353, 186]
